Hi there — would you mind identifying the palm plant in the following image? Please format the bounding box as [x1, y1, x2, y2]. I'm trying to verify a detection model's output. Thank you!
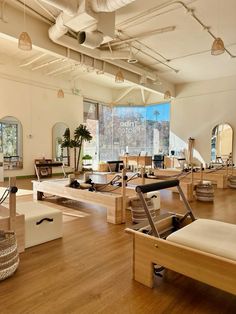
[61, 128, 72, 166]
[73, 124, 92, 171]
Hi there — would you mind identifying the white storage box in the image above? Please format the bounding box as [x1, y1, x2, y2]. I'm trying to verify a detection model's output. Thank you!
[16, 202, 62, 248]
[147, 191, 160, 210]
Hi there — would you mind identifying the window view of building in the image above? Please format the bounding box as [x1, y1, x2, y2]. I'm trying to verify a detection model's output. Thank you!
[84, 101, 170, 164]
[0, 116, 23, 169]
[0, 120, 18, 156]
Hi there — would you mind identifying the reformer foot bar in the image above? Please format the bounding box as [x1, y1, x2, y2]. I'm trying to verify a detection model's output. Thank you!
[126, 179, 236, 295]
[135, 180, 195, 237]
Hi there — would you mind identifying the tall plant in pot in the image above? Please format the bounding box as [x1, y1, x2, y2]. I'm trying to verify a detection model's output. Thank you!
[61, 128, 72, 166]
[72, 124, 92, 172]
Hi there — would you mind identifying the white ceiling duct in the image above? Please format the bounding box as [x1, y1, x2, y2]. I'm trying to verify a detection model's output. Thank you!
[48, 13, 69, 41]
[78, 31, 104, 49]
[39, 0, 78, 16]
[91, 0, 136, 12]
[41, 0, 156, 79]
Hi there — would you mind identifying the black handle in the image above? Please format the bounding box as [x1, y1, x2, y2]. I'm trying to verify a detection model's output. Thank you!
[135, 179, 179, 193]
[36, 217, 54, 225]
[10, 186, 18, 194]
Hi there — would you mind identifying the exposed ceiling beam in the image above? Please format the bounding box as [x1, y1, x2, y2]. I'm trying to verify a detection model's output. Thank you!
[140, 88, 146, 105]
[46, 62, 71, 75]
[20, 53, 47, 67]
[113, 86, 136, 103]
[32, 58, 63, 71]
[0, 4, 175, 95]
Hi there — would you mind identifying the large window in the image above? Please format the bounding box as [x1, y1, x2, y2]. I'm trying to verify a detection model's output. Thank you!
[99, 103, 170, 160]
[83, 101, 170, 164]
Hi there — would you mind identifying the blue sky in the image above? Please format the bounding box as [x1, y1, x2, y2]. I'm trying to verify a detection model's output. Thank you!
[146, 103, 170, 121]
[114, 103, 170, 121]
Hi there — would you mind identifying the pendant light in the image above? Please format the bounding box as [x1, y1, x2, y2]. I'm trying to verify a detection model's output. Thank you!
[211, 0, 225, 56]
[115, 69, 124, 83]
[164, 90, 171, 100]
[127, 44, 138, 64]
[57, 89, 64, 98]
[18, 0, 32, 51]
[211, 37, 225, 56]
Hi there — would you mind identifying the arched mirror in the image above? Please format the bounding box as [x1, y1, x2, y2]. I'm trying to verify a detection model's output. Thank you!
[52, 123, 70, 166]
[0, 116, 23, 170]
[211, 123, 233, 163]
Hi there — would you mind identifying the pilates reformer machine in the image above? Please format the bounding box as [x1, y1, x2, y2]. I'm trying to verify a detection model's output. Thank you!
[126, 179, 236, 295]
[154, 165, 229, 189]
[33, 169, 139, 224]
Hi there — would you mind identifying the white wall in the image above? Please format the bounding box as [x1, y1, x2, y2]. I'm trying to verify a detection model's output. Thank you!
[171, 75, 236, 163]
[0, 67, 112, 177]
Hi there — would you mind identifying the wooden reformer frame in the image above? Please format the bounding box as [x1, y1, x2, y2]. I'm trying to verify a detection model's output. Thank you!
[126, 179, 236, 296]
[32, 169, 135, 224]
[0, 177, 25, 252]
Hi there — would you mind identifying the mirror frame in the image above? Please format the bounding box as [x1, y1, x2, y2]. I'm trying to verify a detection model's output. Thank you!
[211, 122, 233, 163]
[52, 122, 70, 166]
[0, 115, 23, 170]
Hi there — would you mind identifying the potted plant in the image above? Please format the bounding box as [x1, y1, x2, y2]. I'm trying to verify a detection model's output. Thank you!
[71, 124, 92, 172]
[61, 128, 72, 166]
[82, 154, 93, 166]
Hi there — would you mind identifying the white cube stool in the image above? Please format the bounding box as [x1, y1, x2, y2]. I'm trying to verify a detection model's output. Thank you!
[17, 201, 63, 248]
[147, 191, 161, 210]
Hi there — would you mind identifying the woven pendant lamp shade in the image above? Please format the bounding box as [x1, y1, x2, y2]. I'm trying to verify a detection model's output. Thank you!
[57, 89, 64, 98]
[211, 37, 225, 56]
[164, 90, 171, 100]
[115, 70, 124, 83]
[18, 31, 32, 51]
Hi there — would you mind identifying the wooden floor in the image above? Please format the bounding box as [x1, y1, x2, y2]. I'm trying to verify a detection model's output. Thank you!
[1, 178, 236, 314]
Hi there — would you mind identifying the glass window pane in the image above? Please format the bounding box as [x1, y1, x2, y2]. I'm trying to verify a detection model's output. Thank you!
[113, 106, 146, 159]
[146, 103, 170, 155]
[98, 104, 113, 161]
[84, 101, 98, 121]
[83, 101, 170, 165]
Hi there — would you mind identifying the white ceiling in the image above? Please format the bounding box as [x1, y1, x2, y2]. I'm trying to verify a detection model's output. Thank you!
[2, 0, 236, 86]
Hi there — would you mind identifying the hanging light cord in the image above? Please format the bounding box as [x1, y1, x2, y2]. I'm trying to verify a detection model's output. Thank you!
[23, 0, 26, 30]
[118, 0, 236, 59]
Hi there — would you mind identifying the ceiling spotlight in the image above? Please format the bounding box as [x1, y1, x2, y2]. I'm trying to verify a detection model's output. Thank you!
[127, 45, 138, 64]
[96, 61, 105, 75]
[153, 74, 162, 85]
[211, 37, 225, 56]
[140, 74, 147, 85]
[57, 89, 64, 98]
[96, 69, 104, 75]
[115, 69, 124, 83]
[164, 90, 171, 100]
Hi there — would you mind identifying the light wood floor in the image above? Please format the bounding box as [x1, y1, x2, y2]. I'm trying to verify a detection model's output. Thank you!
[1, 178, 236, 314]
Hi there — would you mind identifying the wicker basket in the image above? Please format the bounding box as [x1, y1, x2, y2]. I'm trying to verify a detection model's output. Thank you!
[130, 197, 159, 223]
[228, 176, 236, 188]
[195, 182, 214, 202]
[0, 230, 19, 281]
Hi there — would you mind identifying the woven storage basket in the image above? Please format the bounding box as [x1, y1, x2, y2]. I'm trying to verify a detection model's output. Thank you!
[130, 197, 159, 223]
[0, 230, 19, 281]
[195, 182, 214, 202]
[228, 176, 236, 188]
